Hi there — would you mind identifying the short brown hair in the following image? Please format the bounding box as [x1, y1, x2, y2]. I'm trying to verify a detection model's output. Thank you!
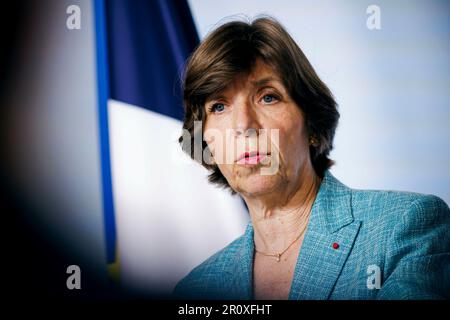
[179, 16, 339, 193]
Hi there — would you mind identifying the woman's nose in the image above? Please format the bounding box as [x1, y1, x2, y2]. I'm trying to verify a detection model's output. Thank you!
[232, 100, 261, 137]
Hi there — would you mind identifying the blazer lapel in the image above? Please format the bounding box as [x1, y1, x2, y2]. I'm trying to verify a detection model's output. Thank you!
[288, 171, 361, 300]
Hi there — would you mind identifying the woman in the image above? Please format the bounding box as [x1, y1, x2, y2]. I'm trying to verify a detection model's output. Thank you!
[173, 17, 450, 300]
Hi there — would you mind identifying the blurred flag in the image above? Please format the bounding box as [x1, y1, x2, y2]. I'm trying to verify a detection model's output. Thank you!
[94, 0, 248, 296]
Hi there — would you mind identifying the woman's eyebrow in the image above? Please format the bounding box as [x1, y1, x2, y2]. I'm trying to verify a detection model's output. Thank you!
[205, 94, 226, 104]
[251, 77, 280, 87]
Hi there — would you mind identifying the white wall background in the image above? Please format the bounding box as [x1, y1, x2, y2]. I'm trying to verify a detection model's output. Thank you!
[188, 0, 450, 204]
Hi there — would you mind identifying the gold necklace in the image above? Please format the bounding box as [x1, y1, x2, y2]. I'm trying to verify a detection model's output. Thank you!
[254, 174, 318, 262]
[254, 225, 307, 262]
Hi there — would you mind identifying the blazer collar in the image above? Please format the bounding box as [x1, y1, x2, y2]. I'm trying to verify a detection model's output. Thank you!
[225, 170, 361, 300]
[310, 169, 355, 234]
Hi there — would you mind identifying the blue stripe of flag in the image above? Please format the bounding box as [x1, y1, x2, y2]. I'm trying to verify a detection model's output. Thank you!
[94, 0, 117, 264]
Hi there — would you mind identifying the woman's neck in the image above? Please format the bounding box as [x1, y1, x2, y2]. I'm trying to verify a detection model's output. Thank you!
[243, 166, 321, 253]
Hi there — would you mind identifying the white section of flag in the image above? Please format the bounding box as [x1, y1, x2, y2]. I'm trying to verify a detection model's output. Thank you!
[108, 99, 249, 294]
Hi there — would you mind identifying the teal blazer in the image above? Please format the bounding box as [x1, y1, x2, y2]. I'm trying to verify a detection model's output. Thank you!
[173, 171, 450, 299]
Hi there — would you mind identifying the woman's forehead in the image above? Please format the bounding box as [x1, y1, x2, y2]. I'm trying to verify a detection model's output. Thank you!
[245, 59, 282, 85]
[214, 63, 284, 97]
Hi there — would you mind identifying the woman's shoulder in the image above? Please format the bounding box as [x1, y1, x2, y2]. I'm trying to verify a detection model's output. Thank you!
[350, 188, 449, 216]
[192, 234, 246, 274]
[171, 232, 247, 299]
[324, 171, 449, 222]
[349, 188, 450, 237]
[344, 188, 450, 298]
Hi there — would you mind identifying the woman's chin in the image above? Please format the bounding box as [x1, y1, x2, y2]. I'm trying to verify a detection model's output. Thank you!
[233, 174, 281, 196]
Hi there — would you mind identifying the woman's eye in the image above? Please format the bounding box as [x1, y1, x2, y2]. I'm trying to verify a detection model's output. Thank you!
[261, 94, 278, 104]
[209, 103, 225, 113]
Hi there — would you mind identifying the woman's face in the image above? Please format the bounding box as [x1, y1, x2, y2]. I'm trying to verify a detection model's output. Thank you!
[203, 59, 312, 197]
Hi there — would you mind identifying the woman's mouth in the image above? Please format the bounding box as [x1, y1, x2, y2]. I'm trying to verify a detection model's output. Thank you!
[236, 151, 269, 165]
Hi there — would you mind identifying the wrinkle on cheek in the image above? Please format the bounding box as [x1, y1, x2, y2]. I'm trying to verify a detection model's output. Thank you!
[204, 127, 227, 164]
[274, 149, 289, 181]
